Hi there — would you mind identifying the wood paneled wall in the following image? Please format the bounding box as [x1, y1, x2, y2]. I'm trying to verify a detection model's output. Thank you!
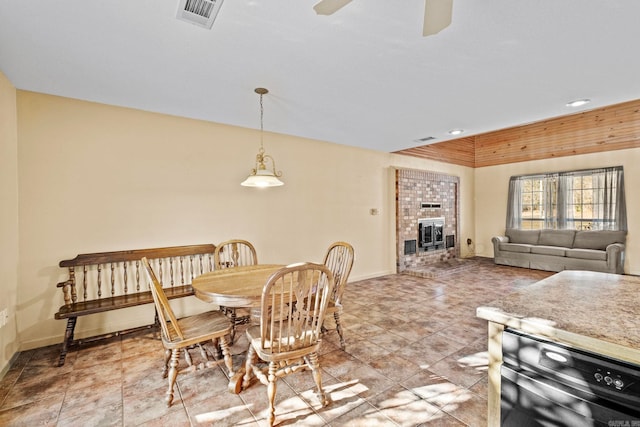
[394, 99, 640, 168]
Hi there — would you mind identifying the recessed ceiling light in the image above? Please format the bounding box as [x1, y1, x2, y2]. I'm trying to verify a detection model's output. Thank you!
[448, 129, 464, 135]
[566, 99, 591, 107]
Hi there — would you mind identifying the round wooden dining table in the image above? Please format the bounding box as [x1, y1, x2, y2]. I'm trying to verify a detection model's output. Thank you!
[192, 264, 286, 393]
[192, 264, 285, 308]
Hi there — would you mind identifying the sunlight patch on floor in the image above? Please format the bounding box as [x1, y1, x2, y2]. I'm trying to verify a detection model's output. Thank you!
[410, 380, 472, 407]
[457, 350, 489, 372]
[193, 404, 252, 423]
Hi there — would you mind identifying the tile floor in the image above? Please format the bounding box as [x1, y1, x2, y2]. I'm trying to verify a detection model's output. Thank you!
[0, 258, 552, 426]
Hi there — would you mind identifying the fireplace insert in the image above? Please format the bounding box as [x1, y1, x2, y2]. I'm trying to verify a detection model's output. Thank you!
[418, 217, 444, 250]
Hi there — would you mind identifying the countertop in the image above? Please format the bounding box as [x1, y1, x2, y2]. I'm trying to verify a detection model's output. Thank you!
[477, 270, 640, 365]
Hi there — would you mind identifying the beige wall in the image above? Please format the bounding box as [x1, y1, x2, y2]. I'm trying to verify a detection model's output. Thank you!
[8, 86, 637, 360]
[0, 72, 19, 375]
[15, 91, 475, 350]
[474, 150, 640, 274]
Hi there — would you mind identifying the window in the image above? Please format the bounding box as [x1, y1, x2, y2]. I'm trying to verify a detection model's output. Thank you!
[506, 167, 627, 231]
[519, 176, 556, 229]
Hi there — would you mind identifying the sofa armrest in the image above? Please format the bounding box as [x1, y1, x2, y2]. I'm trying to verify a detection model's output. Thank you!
[606, 243, 625, 274]
[492, 236, 508, 255]
[492, 236, 509, 245]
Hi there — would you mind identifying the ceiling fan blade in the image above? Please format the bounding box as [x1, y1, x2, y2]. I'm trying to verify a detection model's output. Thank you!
[423, 0, 453, 36]
[313, 0, 353, 16]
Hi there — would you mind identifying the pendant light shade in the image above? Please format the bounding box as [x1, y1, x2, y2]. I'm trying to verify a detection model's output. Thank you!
[241, 88, 284, 187]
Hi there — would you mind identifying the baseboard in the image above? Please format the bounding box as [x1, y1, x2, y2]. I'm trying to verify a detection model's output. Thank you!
[0, 351, 20, 381]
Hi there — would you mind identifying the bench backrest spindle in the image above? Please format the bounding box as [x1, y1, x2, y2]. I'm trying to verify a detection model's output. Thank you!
[110, 263, 116, 297]
[82, 265, 87, 301]
[135, 260, 141, 292]
[123, 263, 128, 294]
[97, 264, 102, 298]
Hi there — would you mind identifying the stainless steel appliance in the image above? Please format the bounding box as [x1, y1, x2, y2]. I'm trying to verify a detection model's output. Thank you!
[501, 328, 640, 426]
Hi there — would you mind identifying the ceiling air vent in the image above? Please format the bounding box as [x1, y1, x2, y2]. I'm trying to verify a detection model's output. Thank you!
[415, 136, 436, 143]
[176, 0, 224, 29]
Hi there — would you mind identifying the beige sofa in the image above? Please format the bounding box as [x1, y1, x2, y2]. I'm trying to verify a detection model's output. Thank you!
[492, 229, 626, 274]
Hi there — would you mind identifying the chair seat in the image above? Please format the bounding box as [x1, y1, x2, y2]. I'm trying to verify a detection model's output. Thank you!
[246, 325, 321, 362]
[163, 310, 232, 349]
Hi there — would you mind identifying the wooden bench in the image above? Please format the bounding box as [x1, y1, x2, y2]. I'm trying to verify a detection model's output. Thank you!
[55, 244, 217, 366]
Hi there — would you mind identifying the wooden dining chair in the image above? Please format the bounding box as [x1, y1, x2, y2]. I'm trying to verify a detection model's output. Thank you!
[214, 239, 258, 342]
[321, 241, 355, 350]
[141, 257, 234, 407]
[242, 262, 335, 427]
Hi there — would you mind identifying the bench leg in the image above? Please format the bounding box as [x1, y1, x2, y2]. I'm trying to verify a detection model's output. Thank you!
[58, 316, 77, 367]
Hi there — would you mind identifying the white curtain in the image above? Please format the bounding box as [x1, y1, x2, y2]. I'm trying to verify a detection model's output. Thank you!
[506, 166, 626, 231]
[592, 167, 627, 231]
[505, 177, 522, 229]
[556, 174, 573, 229]
[543, 176, 557, 229]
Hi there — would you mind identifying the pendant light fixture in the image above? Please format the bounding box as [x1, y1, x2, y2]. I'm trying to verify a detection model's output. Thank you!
[241, 88, 284, 187]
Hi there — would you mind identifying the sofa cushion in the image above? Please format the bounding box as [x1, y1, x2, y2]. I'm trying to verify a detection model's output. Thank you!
[505, 229, 540, 245]
[538, 229, 576, 247]
[565, 248, 607, 261]
[531, 245, 567, 256]
[573, 230, 627, 250]
[499, 243, 532, 253]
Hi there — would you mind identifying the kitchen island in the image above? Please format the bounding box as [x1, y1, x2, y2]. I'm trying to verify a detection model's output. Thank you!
[476, 270, 640, 426]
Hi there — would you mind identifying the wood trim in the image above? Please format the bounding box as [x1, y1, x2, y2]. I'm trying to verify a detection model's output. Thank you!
[393, 99, 640, 168]
[59, 244, 217, 266]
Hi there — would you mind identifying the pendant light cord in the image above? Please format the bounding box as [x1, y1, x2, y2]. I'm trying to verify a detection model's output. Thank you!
[259, 92, 265, 154]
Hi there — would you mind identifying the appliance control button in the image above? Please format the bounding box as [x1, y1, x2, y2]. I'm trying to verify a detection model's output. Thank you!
[614, 378, 624, 388]
[604, 376, 613, 385]
[594, 372, 603, 381]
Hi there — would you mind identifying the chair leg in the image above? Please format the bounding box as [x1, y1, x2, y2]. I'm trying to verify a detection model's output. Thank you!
[267, 362, 278, 427]
[166, 348, 180, 407]
[242, 345, 257, 390]
[229, 309, 237, 344]
[307, 352, 328, 406]
[183, 347, 193, 369]
[218, 335, 234, 376]
[334, 312, 345, 350]
[220, 306, 238, 344]
[163, 348, 171, 378]
[211, 337, 222, 359]
[197, 343, 208, 360]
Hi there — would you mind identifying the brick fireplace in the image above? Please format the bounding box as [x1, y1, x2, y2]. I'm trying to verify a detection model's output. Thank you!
[396, 168, 460, 273]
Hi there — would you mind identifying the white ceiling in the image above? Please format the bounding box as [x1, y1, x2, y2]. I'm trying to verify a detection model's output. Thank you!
[1, 0, 640, 153]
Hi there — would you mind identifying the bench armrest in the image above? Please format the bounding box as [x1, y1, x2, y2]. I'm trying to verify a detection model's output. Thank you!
[57, 280, 73, 305]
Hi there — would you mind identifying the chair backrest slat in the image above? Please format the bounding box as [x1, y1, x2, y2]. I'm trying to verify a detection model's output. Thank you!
[260, 262, 334, 354]
[141, 257, 184, 341]
[215, 239, 258, 269]
[322, 242, 355, 305]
